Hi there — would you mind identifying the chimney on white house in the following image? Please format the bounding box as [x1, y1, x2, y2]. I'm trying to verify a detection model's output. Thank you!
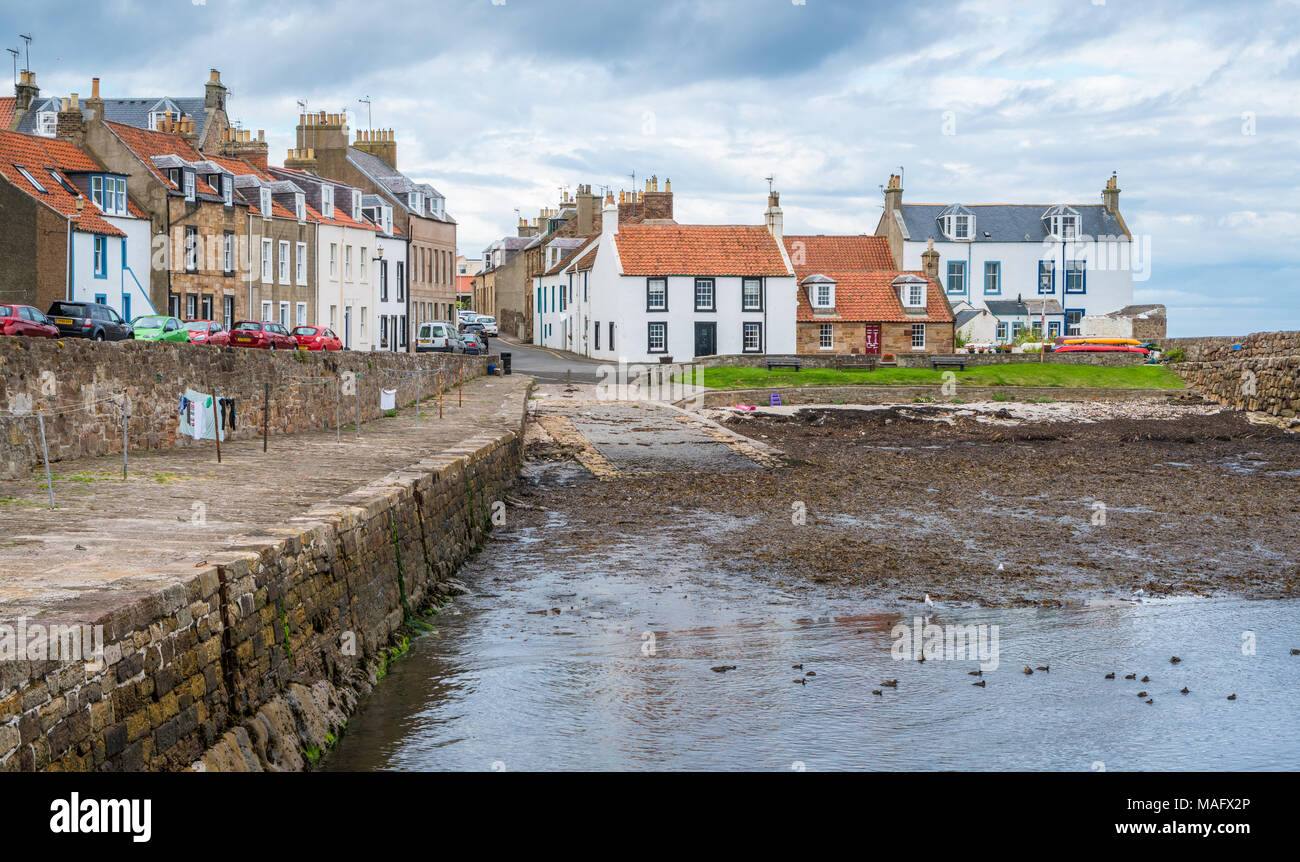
[601, 192, 618, 238]
[764, 191, 783, 244]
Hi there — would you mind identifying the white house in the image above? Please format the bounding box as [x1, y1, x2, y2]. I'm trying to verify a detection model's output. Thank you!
[536, 193, 797, 362]
[876, 173, 1136, 340]
[362, 194, 408, 351]
[70, 170, 153, 320]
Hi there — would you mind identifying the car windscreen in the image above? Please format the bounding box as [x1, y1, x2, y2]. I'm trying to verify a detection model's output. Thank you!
[133, 316, 168, 328]
[0, 308, 10, 317]
[232, 322, 263, 331]
[48, 303, 85, 316]
[290, 327, 317, 336]
[185, 321, 211, 331]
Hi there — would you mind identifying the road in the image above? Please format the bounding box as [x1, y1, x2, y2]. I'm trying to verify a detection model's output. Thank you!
[493, 335, 604, 384]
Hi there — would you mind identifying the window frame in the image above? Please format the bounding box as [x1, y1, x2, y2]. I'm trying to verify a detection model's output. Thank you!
[741, 277, 763, 311]
[295, 242, 307, 285]
[93, 235, 108, 279]
[184, 226, 199, 273]
[694, 277, 716, 312]
[818, 322, 834, 351]
[1064, 259, 1086, 294]
[278, 240, 290, 284]
[946, 260, 965, 294]
[646, 277, 667, 312]
[1038, 260, 1055, 294]
[646, 321, 668, 354]
[742, 321, 763, 353]
[983, 260, 1001, 295]
[261, 238, 273, 283]
[911, 323, 926, 350]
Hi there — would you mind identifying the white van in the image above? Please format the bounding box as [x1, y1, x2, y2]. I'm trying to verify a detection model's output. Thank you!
[415, 321, 463, 353]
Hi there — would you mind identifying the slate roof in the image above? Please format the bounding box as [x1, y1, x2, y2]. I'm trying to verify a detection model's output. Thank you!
[795, 270, 952, 324]
[615, 224, 791, 276]
[16, 96, 209, 138]
[543, 235, 596, 276]
[984, 299, 1066, 317]
[954, 308, 986, 328]
[345, 147, 454, 223]
[897, 204, 1126, 243]
[782, 234, 895, 275]
[106, 121, 223, 196]
[0, 129, 140, 236]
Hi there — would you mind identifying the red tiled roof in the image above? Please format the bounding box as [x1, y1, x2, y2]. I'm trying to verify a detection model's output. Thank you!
[105, 120, 220, 195]
[783, 234, 895, 277]
[0, 98, 15, 130]
[796, 270, 953, 323]
[0, 129, 128, 236]
[616, 224, 790, 276]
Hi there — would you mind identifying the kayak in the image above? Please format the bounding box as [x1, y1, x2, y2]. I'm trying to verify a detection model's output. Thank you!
[1054, 344, 1150, 354]
[1063, 337, 1142, 346]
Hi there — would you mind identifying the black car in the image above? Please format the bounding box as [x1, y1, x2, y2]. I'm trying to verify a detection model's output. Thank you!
[45, 301, 133, 341]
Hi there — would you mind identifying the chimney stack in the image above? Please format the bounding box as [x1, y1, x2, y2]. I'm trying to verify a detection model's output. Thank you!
[883, 173, 903, 214]
[56, 93, 87, 149]
[921, 237, 940, 280]
[205, 68, 227, 112]
[764, 190, 783, 243]
[601, 192, 619, 237]
[1102, 172, 1121, 215]
[642, 174, 673, 220]
[14, 69, 39, 115]
[353, 126, 397, 169]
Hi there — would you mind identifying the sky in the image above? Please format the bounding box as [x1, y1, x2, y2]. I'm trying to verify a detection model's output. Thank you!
[4, 0, 1298, 336]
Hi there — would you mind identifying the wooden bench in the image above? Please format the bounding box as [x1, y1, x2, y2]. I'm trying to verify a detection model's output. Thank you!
[930, 356, 967, 371]
[765, 358, 803, 371]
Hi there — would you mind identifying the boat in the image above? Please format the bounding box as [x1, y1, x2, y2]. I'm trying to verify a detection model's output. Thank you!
[1054, 344, 1150, 354]
[1062, 337, 1142, 346]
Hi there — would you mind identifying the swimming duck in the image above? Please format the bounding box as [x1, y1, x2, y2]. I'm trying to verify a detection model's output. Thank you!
[1291, 649, 1299, 655]
[1023, 666, 1033, 675]
[972, 679, 986, 687]
[969, 670, 983, 677]
[1036, 665, 1050, 672]
[872, 689, 883, 696]
[1145, 698, 1154, 704]
[1104, 672, 1115, 679]
[1124, 673, 1137, 680]
[1180, 687, 1190, 695]
[793, 678, 806, 685]
[880, 679, 898, 687]
[711, 665, 737, 673]
[805, 671, 816, 677]
[1141, 675, 1150, 683]
[1227, 693, 1236, 700]
[1170, 656, 1182, 664]
[1137, 691, 1147, 697]
[792, 664, 803, 670]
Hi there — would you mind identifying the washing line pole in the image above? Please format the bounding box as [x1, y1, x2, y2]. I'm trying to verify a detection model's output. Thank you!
[121, 394, 128, 480]
[263, 383, 270, 452]
[354, 371, 361, 439]
[210, 383, 222, 464]
[37, 413, 54, 509]
[415, 368, 421, 426]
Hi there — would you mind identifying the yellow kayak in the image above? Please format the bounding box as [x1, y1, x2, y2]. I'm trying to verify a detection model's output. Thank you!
[1063, 337, 1142, 346]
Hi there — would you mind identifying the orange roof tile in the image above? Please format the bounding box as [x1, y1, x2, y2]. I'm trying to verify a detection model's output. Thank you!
[105, 120, 220, 195]
[0, 98, 15, 130]
[616, 224, 790, 276]
[796, 270, 953, 324]
[783, 234, 895, 277]
[0, 129, 129, 236]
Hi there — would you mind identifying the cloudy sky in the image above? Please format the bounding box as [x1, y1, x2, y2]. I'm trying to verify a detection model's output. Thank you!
[9, 0, 1299, 335]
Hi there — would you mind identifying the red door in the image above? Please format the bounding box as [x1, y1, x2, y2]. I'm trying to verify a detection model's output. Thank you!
[864, 324, 881, 354]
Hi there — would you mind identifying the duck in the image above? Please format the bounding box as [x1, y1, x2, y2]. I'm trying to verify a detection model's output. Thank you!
[872, 689, 883, 696]
[1141, 675, 1150, 683]
[711, 665, 737, 673]
[1023, 666, 1034, 675]
[1036, 665, 1050, 672]
[1145, 698, 1154, 704]
[1124, 673, 1137, 680]
[880, 679, 898, 687]
[1227, 693, 1236, 700]
[792, 664, 803, 670]
[1170, 656, 1182, 664]
[1180, 687, 1190, 695]
[793, 678, 806, 685]
[968, 670, 983, 677]
[805, 671, 816, 677]
[1290, 649, 1299, 656]
[1137, 691, 1148, 697]
[1104, 672, 1115, 679]
[972, 679, 986, 687]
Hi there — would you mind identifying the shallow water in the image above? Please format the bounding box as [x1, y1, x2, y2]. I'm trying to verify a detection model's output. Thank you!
[324, 507, 1300, 772]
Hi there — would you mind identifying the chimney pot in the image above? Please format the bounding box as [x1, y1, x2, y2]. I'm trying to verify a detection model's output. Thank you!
[91, 78, 100, 99]
[209, 69, 221, 83]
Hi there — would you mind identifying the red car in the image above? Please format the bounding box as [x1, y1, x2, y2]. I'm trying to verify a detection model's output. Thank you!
[184, 320, 231, 346]
[228, 320, 297, 350]
[0, 304, 59, 338]
[290, 325, 343, 351]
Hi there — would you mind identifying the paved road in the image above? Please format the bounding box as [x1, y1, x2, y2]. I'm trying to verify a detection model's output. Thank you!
[494, 336, 604, 384]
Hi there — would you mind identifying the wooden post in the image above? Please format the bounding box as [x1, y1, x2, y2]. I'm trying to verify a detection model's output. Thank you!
[37, 413, 54, 509]
[210, 386, 221, 463]
[121, 394, 128, 480]
[458, 359, 463, 407]
[335, 377, 341, 444]
[263, 382, 270, 451]
[415, 369, 421, 426]
[438, 370, 443, 419]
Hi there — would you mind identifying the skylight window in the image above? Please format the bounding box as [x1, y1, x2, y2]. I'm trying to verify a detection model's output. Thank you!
[15, 165, 46, 193]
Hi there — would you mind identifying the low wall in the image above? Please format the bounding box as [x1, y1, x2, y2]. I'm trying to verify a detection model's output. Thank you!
[0, 339, 491, 479]
[891, 352, 1147, 368]
[684, 385, 1185, 409]
[1165, 331, 1300, 416]
[0, 390, 527, 772]
[686, 351, 1145, 370]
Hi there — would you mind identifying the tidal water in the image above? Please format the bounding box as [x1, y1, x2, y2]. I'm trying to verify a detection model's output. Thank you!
[324, 507, 1300, 771]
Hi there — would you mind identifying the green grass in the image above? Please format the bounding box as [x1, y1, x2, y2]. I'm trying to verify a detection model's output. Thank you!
[682, 364, 1186, 390]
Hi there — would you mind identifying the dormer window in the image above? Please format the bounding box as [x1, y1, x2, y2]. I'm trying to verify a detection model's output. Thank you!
[321, 185, 334, 219]
[182, 170, 196, 202]
[260, 187, 272, 221]
[217, 175, 232, 207]
[408, 191, 423, 213]
[295, 192, 306, 222]
[89, 176, 128, 215]
[895, 275, 928, 309]
[352, 190, 362, 222]
[382, 205, 392, 235]
[35, 111, 57, 138]
[803, 275, 836, 309]
[938, 205, 975, 241]
[1043, 205, 1080, 240]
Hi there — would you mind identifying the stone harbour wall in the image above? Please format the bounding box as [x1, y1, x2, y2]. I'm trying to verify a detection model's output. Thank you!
[682, 385, 1186, 409]
[1166, 331, 1300, 416]
[0, 392, 526, 771]
[0, 338, 491, 479]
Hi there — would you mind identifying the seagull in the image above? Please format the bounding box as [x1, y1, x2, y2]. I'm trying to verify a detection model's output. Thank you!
[924, 593, 934, 608]
[997, 563, 1005, 572]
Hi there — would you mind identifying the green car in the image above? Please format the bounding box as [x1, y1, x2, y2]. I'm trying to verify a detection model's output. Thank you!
[131, 315, 191, 343]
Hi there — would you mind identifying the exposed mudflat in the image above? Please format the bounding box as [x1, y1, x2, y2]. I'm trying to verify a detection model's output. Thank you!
[516, 405, 1300, 607]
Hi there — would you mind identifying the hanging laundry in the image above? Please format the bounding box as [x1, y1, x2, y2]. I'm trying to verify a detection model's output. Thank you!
[218, 397, 237, 430]
[380, 388, 397, 411]
[178, 388, 225, 441]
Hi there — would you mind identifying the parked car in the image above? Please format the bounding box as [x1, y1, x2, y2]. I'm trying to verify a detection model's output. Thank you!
[415, 321, 463, 353]
[131, 315, 191, 343]
[184, 320, 231, 346]
[461, 332, 486, 355]
[0, 304, 58, 338]
[228, 320, 297, 350]
[290, 325, 343, 351]
[457, 311, 482, 327]
[477, 316, 498, 336]
[459, 320, 485, 335]
[45, 301, 133, 341]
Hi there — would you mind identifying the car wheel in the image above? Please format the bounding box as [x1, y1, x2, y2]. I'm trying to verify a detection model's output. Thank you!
[94, 331, 105, 342]
[268, 343, 276, 351]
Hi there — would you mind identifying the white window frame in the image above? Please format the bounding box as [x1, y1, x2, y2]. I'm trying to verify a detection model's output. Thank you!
[182, 170, 195, 202]
[35, 111, 57, 137]
[345, 246, 353, 280]
[694, 278, 715, 311]
[260, 187, 272, 221]
[295, 242, 307, 285]
[261, 238, 273, 283]
[223, 233, 234, 273]
[321, 185, 334, 219]
[261, 300, 272, 321]
[279, 301, 290, 329]
[815, 283, 834, 308]
[911, 323, 926, 350]
[647, 321, 667, 354]
[646, 278, 667, 311]
[818, 323, 834, 350]
[742, 321, 762, 353]
[905, 282, 925, 308]
[742, 278, 762, 311]
[360, 248, 368, 281]
[296, 302, 307, 327]
[352, 190, 361, 223]
[278, 240, 290, 284]
[329, 243, 338, 278]
[295, 193, 306, 222]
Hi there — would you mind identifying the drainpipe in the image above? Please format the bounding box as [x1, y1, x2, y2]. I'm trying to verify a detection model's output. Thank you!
[65, 215, 74, 300]
[247, 210, 254, 322]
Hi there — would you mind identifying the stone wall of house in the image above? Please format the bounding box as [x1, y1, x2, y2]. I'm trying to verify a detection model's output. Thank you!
[1165, 330, 1300, 417]
[0, 338, 490, 479]
[796, 322, 955, 355]
[681, 349, 1147, 371]
[683, 385, 1188, 409]
[0, 395, 525, 771]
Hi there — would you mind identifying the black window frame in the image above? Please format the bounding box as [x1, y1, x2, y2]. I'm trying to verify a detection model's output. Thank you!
[694, 277, 716, 312]
[646, 277, 668, 312]
[609, 321, 615, 351]
[647, 321, 667, 354]
[741, 321, 763, 353]
[741, 277, 763, 312]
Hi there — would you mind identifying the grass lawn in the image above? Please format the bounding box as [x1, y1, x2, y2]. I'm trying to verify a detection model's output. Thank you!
[682, 363, 1187, 390]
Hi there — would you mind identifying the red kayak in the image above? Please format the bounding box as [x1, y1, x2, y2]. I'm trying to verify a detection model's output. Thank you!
[1053, 344, 1150, 354]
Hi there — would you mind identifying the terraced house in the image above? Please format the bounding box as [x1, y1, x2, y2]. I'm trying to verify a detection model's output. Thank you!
[0, 125, 151, 319]
[290, 112, 455, 348]
[875, 172, 1136, 340]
